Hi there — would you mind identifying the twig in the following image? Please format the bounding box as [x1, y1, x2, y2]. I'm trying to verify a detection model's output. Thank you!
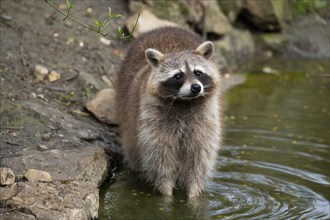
[20, 46, 26, 66]
[44, 0, 141, 40]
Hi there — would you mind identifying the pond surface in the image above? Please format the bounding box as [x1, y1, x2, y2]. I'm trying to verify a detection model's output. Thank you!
[99, 59, 330, 219]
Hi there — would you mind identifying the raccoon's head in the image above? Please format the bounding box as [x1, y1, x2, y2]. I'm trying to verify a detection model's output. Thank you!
[145, 41, 220, 100]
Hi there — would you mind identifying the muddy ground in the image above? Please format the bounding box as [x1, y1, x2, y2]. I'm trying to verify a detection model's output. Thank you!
[0, 0, 132, 218]
[0, 0, 130, 157]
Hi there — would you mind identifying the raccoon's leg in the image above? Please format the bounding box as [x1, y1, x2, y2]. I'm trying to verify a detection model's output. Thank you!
[181, 138, 220, 198]
[121, 133, 140, 172]
[140, 142, 178, 196]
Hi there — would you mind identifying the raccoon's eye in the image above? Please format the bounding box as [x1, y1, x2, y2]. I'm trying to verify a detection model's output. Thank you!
[194, 70, 204, 76]
[173, 72, 183, 80]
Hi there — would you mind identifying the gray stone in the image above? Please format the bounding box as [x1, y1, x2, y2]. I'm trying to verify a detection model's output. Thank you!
[262, 15, 330, 58]
[86, 88, 118, 125]
[24, 169, 52, 183]
[22, 102, 121, 154]
[214, 29, 255, 70]
[201, 0, 232, 36]
[239, 0, 284, 31]
[218, 0, 244, 23]
[0, 181, 99, 220]
[1, 147, 110, 187]
[0, 167, 15, 186]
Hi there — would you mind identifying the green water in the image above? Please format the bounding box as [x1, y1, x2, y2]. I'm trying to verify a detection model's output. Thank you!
[99, 59, 330, 219]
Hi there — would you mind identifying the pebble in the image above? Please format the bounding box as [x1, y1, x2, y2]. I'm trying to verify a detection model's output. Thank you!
[37, 144, 48, 151]
[86, 7, 93, 16]
[29, 92, 37, 99]
[100, 37, 111, 46]
[37, 94, 48, 101]
[41, 132, 52, 141]
[79, 41, 84, 48]
[0, 167, 15, 186]
[101, 75, 113, 87]
[66, 37, 75, 45]
[34, 64, 49, 81]
[48, 70, 61, 82]
[24, 169, 52, 183]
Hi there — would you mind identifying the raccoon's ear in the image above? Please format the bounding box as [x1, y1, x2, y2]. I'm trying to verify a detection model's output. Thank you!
[145, 48, 165, 67]
[195, 41, 214, 59]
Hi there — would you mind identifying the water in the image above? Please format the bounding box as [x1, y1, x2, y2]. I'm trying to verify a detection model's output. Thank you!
[99, 59, 330, 219]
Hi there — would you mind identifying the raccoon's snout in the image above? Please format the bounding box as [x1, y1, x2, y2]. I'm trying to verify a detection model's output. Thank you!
[191, 84, 201, 94]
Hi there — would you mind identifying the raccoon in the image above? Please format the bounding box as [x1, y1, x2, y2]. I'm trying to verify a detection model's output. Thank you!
[116, 27, 222, 198]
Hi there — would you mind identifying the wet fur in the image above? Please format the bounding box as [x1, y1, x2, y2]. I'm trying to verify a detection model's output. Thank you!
[116, 27, 222, 197]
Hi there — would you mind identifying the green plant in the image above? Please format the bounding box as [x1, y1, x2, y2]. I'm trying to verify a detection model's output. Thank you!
[45, 0, 141, 40]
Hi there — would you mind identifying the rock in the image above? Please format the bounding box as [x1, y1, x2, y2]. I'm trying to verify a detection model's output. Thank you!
[126, 10, 178, 38]
[47, 70, 61, 82]
[24, 169, 52, 182]
[37, 144, 49, 151]
[41, 132, 52, 141]
[261, 15, 330, 58]
[0, 167, 15, 186]
[86, 88, 118, 125]
[129, 0, 200, 28]
[0, 181, 99, 219]
[22, 102, 121, 154]
[214, 29, 255, 70]
[29, 92, 37, 99]
[0, 212, 36, 220]
[200, 0, 232, 36]
[239, 0, 293, 31]
[34, 64, 49, 81]
[128, 0, 231, 37]
[1, 147, 110, 187]
[218, 0, 244, 23]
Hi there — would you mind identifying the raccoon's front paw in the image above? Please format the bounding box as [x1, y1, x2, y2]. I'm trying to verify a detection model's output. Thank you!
[187, 185, 203, 198]
[157, 181, 174, 196]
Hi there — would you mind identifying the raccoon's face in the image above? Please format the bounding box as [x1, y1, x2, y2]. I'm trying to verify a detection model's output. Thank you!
[145, 41, 220, 100]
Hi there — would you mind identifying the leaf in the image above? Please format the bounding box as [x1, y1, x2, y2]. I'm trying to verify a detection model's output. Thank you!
[112, 13, 122, 18]
[94, 21, 101, 27]
[117, 26, 124, 37]
[66, 0, 74, 9]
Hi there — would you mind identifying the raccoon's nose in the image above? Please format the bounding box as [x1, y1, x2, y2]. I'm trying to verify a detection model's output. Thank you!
[191, 84, 201, 94]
